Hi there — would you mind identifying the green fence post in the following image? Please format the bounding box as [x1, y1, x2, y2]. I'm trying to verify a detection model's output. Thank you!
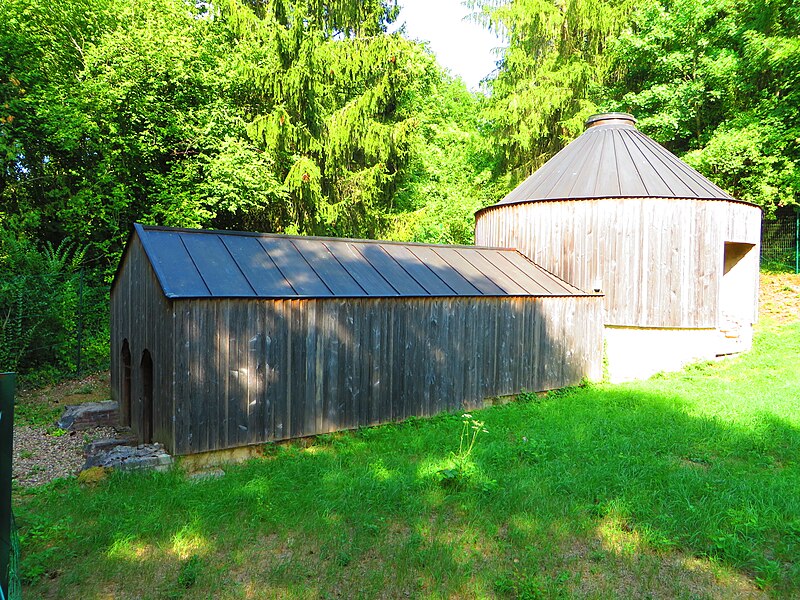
[795, 207, 799, 274]
[0, 372, 15, 600]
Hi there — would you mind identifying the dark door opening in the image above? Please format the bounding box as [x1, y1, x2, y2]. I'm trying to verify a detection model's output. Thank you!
[121, 340, 132, 427]
[140, 350, 153, 444]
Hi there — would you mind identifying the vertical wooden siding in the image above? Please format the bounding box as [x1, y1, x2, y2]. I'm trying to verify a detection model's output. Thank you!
[170, 295, 603, 455]
[110, 237, 176, 451]
[475, 199, 762, 328]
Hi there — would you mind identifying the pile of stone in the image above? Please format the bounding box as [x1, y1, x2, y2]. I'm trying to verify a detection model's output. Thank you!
[83, 441, 173, 472]
[57, 401, 174, 473]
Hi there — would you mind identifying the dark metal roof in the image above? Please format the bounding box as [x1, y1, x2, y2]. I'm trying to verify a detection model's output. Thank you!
[134, 224, 591, 299]
[493, 113, 735, 207]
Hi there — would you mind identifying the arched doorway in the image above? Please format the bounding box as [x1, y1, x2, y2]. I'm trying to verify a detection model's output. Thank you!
[121, 340, 132, 427]
[140, 350, 153, 444]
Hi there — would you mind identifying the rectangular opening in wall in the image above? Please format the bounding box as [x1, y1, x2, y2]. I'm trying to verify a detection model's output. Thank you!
[724, 242, 754, 276]
[719, 242, 756, 352]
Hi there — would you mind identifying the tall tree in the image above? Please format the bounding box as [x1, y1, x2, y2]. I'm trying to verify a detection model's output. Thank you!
[605, 0, 800, 210]
[216, 0, 432, 238]
[471, 0, 634, 182]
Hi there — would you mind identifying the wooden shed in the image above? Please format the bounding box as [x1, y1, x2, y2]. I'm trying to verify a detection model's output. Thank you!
[111, 224, 602, 455]
[475, 113, 762, 382]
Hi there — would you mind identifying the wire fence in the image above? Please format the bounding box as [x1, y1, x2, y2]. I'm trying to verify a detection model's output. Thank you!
[761, 206, 800, 273]
[3, 514, 21, 600]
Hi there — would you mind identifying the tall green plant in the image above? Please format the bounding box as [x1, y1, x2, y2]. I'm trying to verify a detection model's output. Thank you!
[0, 230, 86, 374]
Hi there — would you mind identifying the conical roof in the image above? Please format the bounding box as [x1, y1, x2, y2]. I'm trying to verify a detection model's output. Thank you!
[494, 113, 734, 206]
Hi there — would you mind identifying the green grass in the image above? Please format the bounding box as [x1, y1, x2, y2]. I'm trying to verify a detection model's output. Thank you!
[14, 372, 110, 427]
[15, 323, 800, 599]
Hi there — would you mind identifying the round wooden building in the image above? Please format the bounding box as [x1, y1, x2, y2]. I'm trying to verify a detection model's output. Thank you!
[475, 113, 762, 381]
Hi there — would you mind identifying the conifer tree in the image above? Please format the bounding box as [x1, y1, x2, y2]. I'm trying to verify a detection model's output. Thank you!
[470, 0, 634, 181]
[217, 0, 432, 238]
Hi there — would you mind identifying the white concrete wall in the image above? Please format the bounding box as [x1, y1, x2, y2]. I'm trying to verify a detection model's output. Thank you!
[604, 326, 740, 383]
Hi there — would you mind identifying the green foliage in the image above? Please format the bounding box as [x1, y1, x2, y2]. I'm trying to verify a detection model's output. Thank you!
[602, 0, 800, 211]
[477, 0, 800, 211]
[0, 229, 86, 373]
[472, 0, 635, 182]
[388, 69, 501, 244]
[0, 0, 494, 375]
[177, 555, 201, 589]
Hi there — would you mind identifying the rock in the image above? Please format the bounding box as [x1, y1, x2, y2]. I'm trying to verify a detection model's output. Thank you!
[84, 434, 138, 457]
[81, 442, 173, 472]
[58, 401, 119, 431]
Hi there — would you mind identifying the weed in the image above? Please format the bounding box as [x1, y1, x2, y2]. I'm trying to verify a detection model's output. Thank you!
[437, 413, 488, 488]
[45, 426, 68, 437]
[14, 402, 61, 428]
[73, 383, 94, 395]
[516, 389, 541, 403]
[19, 450, 34, 459]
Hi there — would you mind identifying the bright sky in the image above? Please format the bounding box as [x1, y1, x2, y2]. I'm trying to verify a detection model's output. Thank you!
[391, 0, 503, 91]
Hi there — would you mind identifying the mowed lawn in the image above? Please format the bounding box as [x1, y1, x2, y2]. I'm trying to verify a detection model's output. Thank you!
[15, 319, 800, 598]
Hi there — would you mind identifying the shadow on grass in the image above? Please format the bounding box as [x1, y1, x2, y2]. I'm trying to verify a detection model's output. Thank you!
[15, 369, 800, 598]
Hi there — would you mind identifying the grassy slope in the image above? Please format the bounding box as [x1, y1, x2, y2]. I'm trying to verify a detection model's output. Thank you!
[16, 316, 800, 598]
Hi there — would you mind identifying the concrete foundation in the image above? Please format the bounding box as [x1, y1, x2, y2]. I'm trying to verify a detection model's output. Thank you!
[604, 326, 750, 383]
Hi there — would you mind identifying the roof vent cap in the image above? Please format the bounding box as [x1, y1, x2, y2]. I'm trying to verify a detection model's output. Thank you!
[585, 112, 637, 129]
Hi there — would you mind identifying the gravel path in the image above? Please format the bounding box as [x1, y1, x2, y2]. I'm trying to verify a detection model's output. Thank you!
[12, 425, 117, 487]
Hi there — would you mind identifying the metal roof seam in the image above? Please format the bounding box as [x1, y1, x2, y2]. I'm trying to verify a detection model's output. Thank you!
[541, 130, 593, 200]
[494, 252, 550, 295]
[257, 239, 300, 296]
[387, 244, 444, 296]
[633, 132, 702, 197]
[622, 128, 678, 197]
[475, 249, 536, 294]
[289, 239, 335, 296]
[452, 248, 507, 294]
[618, 128, 651, 196]
[405, 246, 460, 295]
[593, 129, 607, 197]
[430, 248, 485, 295]
[177, 233, 213, 296]
[638, 133, 730, 198]
[321, 241, 370, 296]
[350, 243, 404, 296]
[629, 130, 687, 197]
[565, 128, 605, 198]
[218, 235, 259, 296]
[532, 263, 575, 295]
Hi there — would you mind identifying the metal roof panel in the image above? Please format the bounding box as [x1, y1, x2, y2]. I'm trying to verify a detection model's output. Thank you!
[143, 230, 210, 297]
[404, 246, 475, 295]
[430, 247, 506, 295]
[293, 239, 365, 296]
[380, 244, 455, 295]
[220, 235, 295, 296]
[493, 115, 736, 206]
[181, 233, 256, 297]
[133, 225, 593, 299]
[323, 241, 399, 296]
[260, 238, 332, 297]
